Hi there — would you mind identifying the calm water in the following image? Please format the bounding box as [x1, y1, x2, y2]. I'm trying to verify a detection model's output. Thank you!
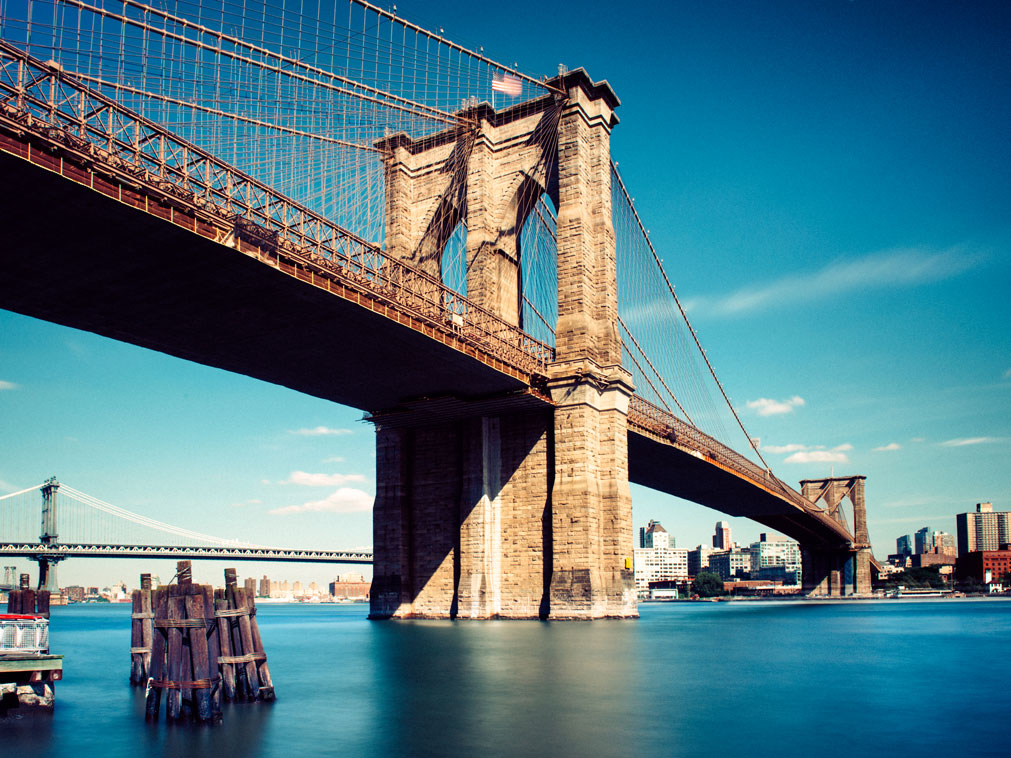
[2, 599, 1009, 756]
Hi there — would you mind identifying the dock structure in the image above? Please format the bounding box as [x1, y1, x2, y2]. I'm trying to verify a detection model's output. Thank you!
[1, 574, 62, 714]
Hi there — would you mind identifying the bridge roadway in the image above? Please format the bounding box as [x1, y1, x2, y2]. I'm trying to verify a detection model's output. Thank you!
[0, 45, 856, 557]
[0, 543, 373, 564]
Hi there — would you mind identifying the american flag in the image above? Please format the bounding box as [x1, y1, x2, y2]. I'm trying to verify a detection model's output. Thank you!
[491, 73, 523, 97]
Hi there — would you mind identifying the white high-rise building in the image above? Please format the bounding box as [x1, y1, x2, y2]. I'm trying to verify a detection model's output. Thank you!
[634, 521, 688, 598]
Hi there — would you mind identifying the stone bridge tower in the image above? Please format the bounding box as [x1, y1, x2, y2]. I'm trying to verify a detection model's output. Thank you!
[800, 476, 873, 596]
[369, 70, 635, 619]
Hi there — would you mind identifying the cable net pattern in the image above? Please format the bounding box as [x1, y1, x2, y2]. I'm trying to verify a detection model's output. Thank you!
[0, 0, 553, 249]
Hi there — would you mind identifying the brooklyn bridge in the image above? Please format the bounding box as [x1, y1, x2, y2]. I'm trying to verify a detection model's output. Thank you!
[0, 0, 876, 618]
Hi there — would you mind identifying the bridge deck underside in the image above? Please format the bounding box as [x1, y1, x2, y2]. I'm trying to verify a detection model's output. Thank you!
[628, 431, 850, 548]
[0, 150, 529, 412]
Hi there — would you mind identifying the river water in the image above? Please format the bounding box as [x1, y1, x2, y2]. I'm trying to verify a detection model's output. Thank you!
[2, 599, 1008, 756]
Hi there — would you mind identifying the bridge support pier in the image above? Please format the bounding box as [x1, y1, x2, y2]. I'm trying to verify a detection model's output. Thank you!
[34, 555, 63, 595]
[800, 476, 874, 596]
[370, 69, 635, 620]
[801, 548, 849, 597]
[370, 406, 554, 619]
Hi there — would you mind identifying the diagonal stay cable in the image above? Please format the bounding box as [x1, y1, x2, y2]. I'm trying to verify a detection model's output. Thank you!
[611, 159, 772, 471]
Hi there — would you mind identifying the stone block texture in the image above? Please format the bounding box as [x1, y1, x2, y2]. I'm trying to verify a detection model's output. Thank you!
[370, 70, 636, 620]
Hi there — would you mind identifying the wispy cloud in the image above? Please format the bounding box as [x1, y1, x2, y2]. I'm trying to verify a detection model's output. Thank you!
[765, 442, 852, 463]
[323, 456, 346, 463]
[763, 443, 809, 454]
[686, 246, 981, 318]
[784, 449, 849, 464]
[231, 498, 262, 508]
[0, 380, 19, 391]
[874, 442, 902, 451]
[282, 471, 366, 487]
[289, 426, 353, 437]
[746, 396, 805, 417]
[1003, 368, 1011, 380]
[269, 487, 373, 515]
[940, 437, 1003, 447]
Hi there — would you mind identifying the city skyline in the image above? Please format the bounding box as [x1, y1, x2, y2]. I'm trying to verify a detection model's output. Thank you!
[2, 0, 1009, 587]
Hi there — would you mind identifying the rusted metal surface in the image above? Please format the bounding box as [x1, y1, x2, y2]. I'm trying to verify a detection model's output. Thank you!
[0, 41, 554, 381]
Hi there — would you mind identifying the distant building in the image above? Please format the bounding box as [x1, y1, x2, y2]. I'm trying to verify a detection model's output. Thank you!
[896, 535, 913, 556]
[749, 533, 802, 586]
[712, 521, 731, 550]
[688, 545, 714, 577]
[259, 575, 270, 597]
[329, 578, 371, 600]
[914, 526, 933, 555]
[956, 503, 1011, 556]
[65, 585, 85, 603]
[911, 553, 955, 569]
[634, 520, 688, 598]
[932, 531, 957, 557]
[956, 549, 1011, 585]
[243, 577, 257, 597]
[641, 520, 670, 549]
[708, 548, 752, 581]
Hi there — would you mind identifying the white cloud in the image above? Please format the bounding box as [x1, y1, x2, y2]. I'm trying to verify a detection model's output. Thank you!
[746, 396, 805, 417]
[323, 456, 346, 463]
[874, 442, 902, 452]
[231, 498, 262, 508]
[940, 437, 1002, 447]
[283, 471, 366, 487]
[833, 443, 854, 452]
[763, 443, 809, 454]
[289, 426, 353, 437]
[688, 246, 981, 318]
[784, 450, 850, 464]
[269, 487, 374, 515]
[910, 437, 926, 443]
[0, 380, 19, 391]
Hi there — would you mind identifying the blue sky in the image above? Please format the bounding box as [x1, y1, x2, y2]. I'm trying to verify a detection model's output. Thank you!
[2, 0, 1009, 587]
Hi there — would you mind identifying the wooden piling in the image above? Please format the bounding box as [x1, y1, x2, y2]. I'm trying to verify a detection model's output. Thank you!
[142, 562, 222, 724]
[144, 586, 169, 720]
[137, 563, 274, 723]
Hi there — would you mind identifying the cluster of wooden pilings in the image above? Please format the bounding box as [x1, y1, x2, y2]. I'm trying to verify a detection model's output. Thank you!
[132, 563, 274, 724]
[5, 574, 50, 617]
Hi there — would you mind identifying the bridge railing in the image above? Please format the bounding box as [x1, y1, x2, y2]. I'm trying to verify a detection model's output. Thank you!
[628, 395, 821, 514]
[0, 41, 554, 378]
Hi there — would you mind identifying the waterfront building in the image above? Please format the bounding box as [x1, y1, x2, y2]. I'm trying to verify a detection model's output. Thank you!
[749, 533, 802, 586]
[713, 521, 731, 550]
[956, 502, 1011, 556]
[896, 535, 913, 556]
[633, 520, 688, 598]
[329, 578, 372, 600]
[259, 575, 270, 598]
[65, 585, 85, 603]
[244, 577, 257, 597]
[687, 545, 714, 577]
[956, 549, 1011, 585]
[914, 526, 933, 554]
[707, 548, 752, 581]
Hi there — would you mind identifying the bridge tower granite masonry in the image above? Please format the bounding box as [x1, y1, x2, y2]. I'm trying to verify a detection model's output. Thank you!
[369, 70, 636, 619]
[799, 476, 873, 596]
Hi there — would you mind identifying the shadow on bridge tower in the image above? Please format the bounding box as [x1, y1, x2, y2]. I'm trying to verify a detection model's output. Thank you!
[369, 70, 636, 619]
[799, 476, 873, 596]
